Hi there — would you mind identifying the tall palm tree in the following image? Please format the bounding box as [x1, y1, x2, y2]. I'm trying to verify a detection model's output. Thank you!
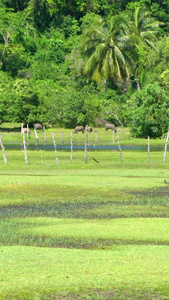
[80, 14, 132, 92]
[129, 7, 160, 49]
[128, 7, 162, 89]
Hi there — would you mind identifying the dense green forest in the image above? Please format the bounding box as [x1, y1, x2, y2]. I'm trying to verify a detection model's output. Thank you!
[0, 0, 169, 137]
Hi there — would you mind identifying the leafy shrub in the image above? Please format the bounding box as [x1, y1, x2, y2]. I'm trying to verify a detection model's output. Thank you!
[130, 83, 169, 138]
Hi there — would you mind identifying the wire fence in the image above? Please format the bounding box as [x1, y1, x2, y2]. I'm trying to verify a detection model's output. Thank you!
[0, 128, 168, 164]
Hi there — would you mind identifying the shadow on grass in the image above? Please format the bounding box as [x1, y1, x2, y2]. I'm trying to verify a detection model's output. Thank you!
[1, 218, 169, 249]
[1, 187, 169, 249]
[34, 287, 165, 300]
[1, 193, 169, 219]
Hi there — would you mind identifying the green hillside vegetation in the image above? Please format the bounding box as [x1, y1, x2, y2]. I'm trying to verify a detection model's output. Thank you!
[0, 0, 169, 138]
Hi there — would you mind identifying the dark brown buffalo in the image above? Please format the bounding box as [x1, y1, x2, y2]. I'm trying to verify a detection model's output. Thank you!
[105, 123, 117, 132]
[34, 123, 44, 132]
[73, 126, 84, 134]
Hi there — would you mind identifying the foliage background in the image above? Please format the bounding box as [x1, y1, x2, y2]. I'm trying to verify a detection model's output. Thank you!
[0, 0, 169, 137]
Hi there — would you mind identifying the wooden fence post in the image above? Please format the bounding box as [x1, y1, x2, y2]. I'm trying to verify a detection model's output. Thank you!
[95, 131, 97, 145]
[117, 130, 123, 163]
[0, 134, 7, 164]
[34, 129, 38, 140]
[27, 124, 29, 139]
[61, 130, 64, 146]
[23, 132, 27, 164]
[112, 130, 115, 143]
[52, 133, 59, 164]
[70, 131, 73, 162]
[163, 131, 169, 162]
[34, 129, 38, 150]
[148, 136, 150, 163]
[85, 128, 88, 163]
[43, 126, 47, 145]
[21, 123, 23, 135]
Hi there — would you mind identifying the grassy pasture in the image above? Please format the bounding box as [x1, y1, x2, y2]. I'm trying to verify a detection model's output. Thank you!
[0, 122, 166, 147]
[1, 126, 169, 299]
[1, 245, 169, 300]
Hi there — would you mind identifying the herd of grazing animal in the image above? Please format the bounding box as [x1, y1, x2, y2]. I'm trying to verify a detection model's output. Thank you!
[21, 123, 45, 135]
[73, 123, 117, 134]
[21, 122, 117, 135]
[73, 125, 93, 134]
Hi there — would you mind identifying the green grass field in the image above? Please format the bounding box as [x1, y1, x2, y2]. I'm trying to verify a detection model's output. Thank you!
[1, 126, 169, 299]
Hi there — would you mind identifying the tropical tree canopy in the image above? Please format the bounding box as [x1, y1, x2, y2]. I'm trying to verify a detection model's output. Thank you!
[0, 1, 168, 138]
[127, 7, 162, 89]
[128, 7, 161, 49]
[80, 14, 132, 91]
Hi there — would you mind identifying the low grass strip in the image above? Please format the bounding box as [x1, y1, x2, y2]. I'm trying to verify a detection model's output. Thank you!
[1, 217, 169, 248]
[0, 245, 169, 299]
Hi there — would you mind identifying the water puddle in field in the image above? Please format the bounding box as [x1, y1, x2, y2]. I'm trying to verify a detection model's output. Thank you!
[3, 142, 164, 151]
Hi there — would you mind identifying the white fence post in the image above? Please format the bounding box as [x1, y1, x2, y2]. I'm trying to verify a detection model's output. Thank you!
[85, 128, 88, 163]
[23, 132, 27, 164]
[117, 130, 123, 163]
[43, 126, 47, 145]
[27, 124, 29, 139]
[70, 131, 73, 162]
[0, 134, 7, 164]
[61, 130, 64, 146]
[148, 136, 150, 163]
[164, 131, 169, 162]
[34, 129, 38, 140]
[95, 131, 97, 145]
[52, 133, 59, 164]
[21, 123, 23, 135]
[112, 130, 115, 143]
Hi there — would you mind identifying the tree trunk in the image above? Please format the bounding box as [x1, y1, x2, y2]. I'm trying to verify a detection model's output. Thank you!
[0, 32, 10, 67]
[136, 77, 141, 90]
[105, 79, 108, 92]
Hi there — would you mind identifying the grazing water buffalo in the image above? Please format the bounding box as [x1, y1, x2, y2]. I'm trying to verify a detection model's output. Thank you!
[73, 126, 84, 134]
[85, 125, 93, 133]
[22, 128, 31, 134]
[34, 123, 44, 131]
[105, 123, 117, 132]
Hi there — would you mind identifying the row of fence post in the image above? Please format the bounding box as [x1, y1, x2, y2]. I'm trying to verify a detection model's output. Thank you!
[0, 128, 128, 165]
[1, 131, 169, 165]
